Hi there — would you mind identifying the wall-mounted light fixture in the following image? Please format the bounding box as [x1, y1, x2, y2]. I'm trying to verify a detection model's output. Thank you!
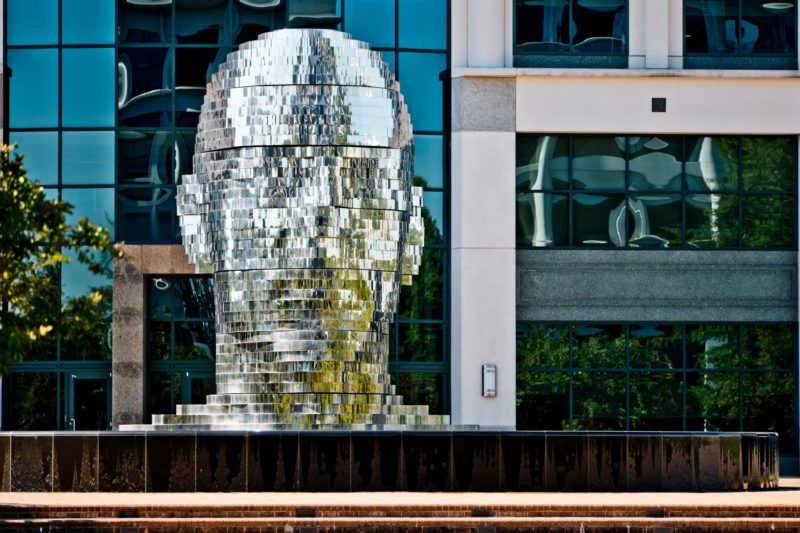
[482, 364, 497, 397]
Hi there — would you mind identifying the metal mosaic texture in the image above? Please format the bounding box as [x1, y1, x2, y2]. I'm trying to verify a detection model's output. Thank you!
[123, 29, 457, 430]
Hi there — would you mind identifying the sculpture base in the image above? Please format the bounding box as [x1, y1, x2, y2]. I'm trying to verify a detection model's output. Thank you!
[1, 431, 778, 492]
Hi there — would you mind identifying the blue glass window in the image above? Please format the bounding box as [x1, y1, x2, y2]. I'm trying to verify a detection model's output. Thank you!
[345, 0, 395, 47]
[8, 49, 59, 128]
[176, 1, 228, 44]
[398, 52, 446, 132]
[9, 132, 59, 186]
[61, 248, 112, 302]
[62, 48, 116, 127]
[399, 0, 446, 49]
[63, 188, 115, 237]
[118, 0, 172, 43]
[422, 190, 445, 244]
[118, 48, 173, 127]
[7, 0, 58, 45]
[63, 0, 115, 44]
[381, 51, 397, 74]
[414, 135, 444, 189]
[62, 132, 115, 185]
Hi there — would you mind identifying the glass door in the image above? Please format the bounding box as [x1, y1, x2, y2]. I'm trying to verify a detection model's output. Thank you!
[65, 371, 111, 430]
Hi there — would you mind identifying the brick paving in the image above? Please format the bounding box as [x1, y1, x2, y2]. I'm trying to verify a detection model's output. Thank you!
[0, 478, 797, 531]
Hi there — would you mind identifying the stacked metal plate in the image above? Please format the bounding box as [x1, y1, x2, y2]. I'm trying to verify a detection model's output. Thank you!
[123, 29, 458, 430]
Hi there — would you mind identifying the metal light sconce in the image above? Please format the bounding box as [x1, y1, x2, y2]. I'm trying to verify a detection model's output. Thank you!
[482, 364, 497, 397]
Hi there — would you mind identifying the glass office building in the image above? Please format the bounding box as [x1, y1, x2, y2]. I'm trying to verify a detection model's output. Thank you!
[3, 0, 450, 430]
[2, 0, 799, 471]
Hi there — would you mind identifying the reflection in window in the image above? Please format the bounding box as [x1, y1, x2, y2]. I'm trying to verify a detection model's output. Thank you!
[345, 0, 394, 47]
[62, 132, 115, 185]
[8, 373, 58, 430]
[422, 191, 445, 244]
[176, 1, 228, 44]
[118, 131, 178, 186]
[516, 135, 569, 190]
[413, 135, 444, 189]
[742, 195, 795, 248]
[63, 48, 116, 127]
[147, 276, 216, 416]
[628, 136, 682, 191]
[516, 135, 797, 248]
[117, 187, 178, 244]
[399, 0, 446, 49]
[397, 373, 444, 415]
[572, 137, 626, 190]
[743, 372, 796, 453]
[516, 192, 569, 247]
[63, 0, 115, 44]
[9, 132, 58, 186]
[686, 324, 739, 368]
[627, 195, 681, 248]
[517, 323, 571, 369]
[515, 0, 627, 63]
[685, 193, 739, 247]
[175, 48, 226, 127]
[685, 137, 738, 192]
[398, 249, 444, 320]
[517, 371, 569, 429]
[63, 188, 116, 237]
[8, 49, 59, 128]
[7, 0, 58, 45]
[118, 0, 172, 43]
[573, 371, 626, 429]
[398, 53, 446, 132]
[573, 324, 625, 368]
[398, 323, 444, 362]
[118, 48, 172, 127]
[630, 372, 683, 430]
[517, 321, 798, 454]
[572, 193, 627, 247]
[687, 370, 740, 431]
[685, 0, 796, 56]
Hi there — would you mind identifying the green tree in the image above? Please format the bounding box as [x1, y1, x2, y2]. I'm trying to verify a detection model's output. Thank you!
[0, 145, 122, 373]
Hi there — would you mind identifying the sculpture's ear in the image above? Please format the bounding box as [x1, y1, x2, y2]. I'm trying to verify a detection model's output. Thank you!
[177, 173, 213, 274]
[401, 185, 425, 286]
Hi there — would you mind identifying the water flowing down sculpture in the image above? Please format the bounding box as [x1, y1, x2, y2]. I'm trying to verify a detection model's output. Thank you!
[126, 29, 454, 429]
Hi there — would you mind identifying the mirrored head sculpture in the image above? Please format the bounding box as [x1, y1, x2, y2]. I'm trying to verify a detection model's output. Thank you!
[124, 29, 454, 430]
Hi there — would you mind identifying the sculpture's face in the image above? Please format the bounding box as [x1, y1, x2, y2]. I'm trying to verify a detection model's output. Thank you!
[177, 29, 423, 321]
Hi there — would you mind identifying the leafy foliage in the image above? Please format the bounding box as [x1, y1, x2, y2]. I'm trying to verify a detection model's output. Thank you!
[0, 145, 122, 372]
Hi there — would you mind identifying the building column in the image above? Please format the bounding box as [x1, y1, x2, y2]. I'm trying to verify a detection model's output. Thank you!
[111, 246, 145, 428]
[450, 76, 516, 428]
[111, 244, 195, 428]
[630, 0, 681, 69]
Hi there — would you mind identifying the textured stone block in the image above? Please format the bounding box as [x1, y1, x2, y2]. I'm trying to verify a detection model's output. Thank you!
[403, 433, 452, 491]
[298, 432, 351, 491]
[627, 435, 662, 491]
[53, 434, 98, 492]
[99, 433, 145, 492]
[196, 433, 247, 492]
[500, 433, 546, 491]
[351, 432, 403, 491]
[453, 432, 501, 491]
[587, 434, 627, 491]
[11, 434, 52, 492]
[247, 433, 298, 491]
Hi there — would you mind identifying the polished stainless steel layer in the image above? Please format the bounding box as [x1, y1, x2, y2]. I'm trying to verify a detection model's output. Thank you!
[123, 29, 459, 430]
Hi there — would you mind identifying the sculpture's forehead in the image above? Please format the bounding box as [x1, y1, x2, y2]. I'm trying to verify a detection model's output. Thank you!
[194, 29, 413, 156]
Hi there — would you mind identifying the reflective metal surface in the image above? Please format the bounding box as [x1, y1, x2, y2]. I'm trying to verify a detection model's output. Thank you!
[123, 29, 459, 430]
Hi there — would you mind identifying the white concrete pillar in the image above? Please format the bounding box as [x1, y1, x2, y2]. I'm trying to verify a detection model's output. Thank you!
[645, 0, 669, 68]
[452, 0, 468, 69]
[668, 0, 684, 68]
[628, 0, 647, 68]
[467, 0, 507, 67]
[451, 131, 516, 429]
